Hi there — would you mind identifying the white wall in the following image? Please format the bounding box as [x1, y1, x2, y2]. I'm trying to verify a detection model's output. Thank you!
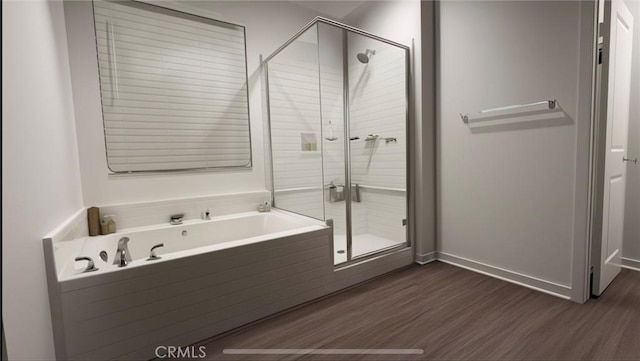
[64, 1, 324, 206]
[623, 0, 640, 266]
[438, 1, 594, 299]
[2, 1, 84, 359]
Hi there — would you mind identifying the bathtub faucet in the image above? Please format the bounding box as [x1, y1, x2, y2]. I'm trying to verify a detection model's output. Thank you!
[113, 237, 132, 267]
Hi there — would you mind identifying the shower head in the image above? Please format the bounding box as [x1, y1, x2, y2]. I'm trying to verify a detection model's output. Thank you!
[356, 52, 370, 64]
[356, 49, 376, 64]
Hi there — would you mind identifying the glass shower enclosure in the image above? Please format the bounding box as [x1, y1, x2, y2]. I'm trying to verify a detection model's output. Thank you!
[263, 18, 410, 265]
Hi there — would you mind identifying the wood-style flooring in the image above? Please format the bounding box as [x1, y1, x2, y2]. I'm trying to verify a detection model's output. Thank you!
[189, 262, 639, 361]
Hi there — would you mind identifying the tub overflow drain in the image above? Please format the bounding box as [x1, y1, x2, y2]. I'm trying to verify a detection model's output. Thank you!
[182, 230, 188, 236]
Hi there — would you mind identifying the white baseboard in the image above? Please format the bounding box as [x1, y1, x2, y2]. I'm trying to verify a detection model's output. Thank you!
[415, 251, 437, 264]
[436, 252, 572, 300]
[621, 257, 640, 271]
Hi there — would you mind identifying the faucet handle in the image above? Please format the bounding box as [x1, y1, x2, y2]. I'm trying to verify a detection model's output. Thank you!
[147, 243, 164, 261]
[75, 256, 99, 273]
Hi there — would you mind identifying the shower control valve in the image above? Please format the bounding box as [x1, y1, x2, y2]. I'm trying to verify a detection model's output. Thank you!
[170, 214, 184, 225]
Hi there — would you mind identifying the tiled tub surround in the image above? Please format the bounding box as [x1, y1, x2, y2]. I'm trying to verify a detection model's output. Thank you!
[44, 190, 271, 243]
[98, 190, 272, 230]
[43, 204, 333, 360]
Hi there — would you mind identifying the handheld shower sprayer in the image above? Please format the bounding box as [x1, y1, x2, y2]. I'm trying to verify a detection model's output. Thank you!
[325, 120, 338, 141]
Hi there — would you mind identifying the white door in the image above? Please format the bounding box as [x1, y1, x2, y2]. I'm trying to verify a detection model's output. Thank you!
[595, 0, 634, 296]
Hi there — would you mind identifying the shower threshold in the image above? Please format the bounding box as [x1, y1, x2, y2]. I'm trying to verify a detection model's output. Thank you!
[333, 234, 404, 265]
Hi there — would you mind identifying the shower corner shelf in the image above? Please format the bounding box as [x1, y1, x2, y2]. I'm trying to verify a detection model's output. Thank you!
[460, 99, 561, 125]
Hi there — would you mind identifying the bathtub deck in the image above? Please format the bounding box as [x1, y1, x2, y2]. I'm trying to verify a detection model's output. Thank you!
[195, 262, 640, 361]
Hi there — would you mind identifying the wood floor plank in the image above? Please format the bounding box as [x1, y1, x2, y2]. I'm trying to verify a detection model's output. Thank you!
[175, 262, 639, 361]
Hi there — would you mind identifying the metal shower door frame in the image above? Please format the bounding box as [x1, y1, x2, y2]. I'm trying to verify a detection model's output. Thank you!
[263, 17, 413, 267]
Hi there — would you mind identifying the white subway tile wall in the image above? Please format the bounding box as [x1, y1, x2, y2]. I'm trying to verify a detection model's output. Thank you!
[99, 191, 270, 229]
[269, 35, 327, 221]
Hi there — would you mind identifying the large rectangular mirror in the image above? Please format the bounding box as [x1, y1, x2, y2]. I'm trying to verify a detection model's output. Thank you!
[93, 0, 252, 173]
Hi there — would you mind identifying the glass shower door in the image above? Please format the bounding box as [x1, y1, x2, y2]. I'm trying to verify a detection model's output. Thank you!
[346, 32, 408, 259]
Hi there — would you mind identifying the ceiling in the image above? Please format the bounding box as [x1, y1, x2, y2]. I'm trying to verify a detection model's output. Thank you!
[289, 1, 366, 20]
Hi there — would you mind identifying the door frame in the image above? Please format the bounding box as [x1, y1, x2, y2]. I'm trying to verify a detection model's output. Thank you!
[586, 0, 634, 298]
[567, 0, 601, 303]
[587, 7, 610, 297]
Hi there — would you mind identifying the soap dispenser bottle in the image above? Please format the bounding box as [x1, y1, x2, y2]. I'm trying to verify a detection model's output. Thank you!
[100, 215, 117, 235]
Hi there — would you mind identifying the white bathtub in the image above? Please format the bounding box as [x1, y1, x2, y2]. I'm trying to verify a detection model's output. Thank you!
[44, 209, 334, 360]
[53, 210, 325, 282]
